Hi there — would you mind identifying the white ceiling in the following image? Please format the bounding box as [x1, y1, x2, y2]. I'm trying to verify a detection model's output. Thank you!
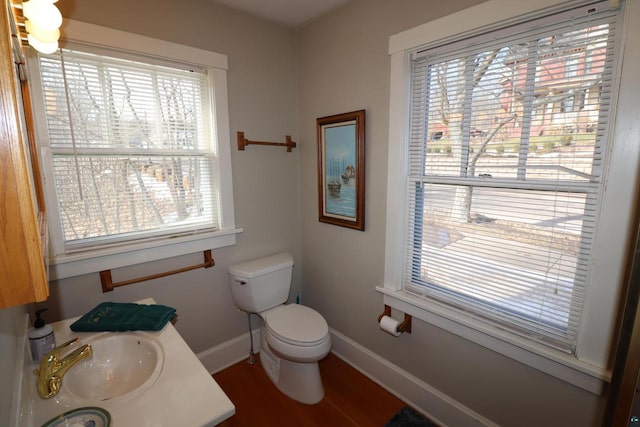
[212, 0, 352, 27]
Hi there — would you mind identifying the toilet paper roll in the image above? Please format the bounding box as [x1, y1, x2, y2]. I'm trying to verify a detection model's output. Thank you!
[379, 315, 402, 337]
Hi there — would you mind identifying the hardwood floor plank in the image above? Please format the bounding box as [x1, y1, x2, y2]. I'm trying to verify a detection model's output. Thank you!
[213, 352, 407, 426]
[320, 353, 406, 426]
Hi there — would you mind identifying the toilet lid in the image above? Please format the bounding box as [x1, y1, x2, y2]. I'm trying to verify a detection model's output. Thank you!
[264, 305, 328, 346]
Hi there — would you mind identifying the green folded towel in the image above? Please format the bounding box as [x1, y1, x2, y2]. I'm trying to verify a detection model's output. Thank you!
[70, 302, 176, 332]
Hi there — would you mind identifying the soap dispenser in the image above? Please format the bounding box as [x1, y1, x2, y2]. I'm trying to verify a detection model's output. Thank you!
[29, 308, 56, 362]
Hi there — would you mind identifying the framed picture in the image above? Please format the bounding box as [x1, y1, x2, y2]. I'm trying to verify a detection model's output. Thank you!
[317, 110, 365, 231]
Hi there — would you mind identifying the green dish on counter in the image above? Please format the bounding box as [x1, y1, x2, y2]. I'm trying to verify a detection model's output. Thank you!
[41, 406, 111, 427]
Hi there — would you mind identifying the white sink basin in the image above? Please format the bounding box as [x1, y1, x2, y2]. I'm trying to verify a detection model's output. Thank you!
[63, 333, 164, 402]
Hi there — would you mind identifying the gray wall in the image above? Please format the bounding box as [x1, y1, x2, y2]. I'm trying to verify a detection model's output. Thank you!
[38, 0, 301, 354]
[296, 0, 603, 425]
[0, 0, 609, 425]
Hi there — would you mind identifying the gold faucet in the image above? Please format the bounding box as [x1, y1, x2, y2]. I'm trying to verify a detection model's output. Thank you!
[33, 338, 93, 399]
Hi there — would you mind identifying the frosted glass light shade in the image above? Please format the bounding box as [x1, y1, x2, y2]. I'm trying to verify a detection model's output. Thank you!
[25, 20, 60, 43]
[27, 34, 58, 54]
[22, 0, 62, 30]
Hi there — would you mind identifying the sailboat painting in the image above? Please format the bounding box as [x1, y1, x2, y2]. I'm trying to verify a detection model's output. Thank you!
[317, 110, 365, 231]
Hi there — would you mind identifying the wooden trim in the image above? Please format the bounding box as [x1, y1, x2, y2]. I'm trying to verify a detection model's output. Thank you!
[604, 172, 640, 424]
[19, 79, 45, 214]
[100, 249, 215, 292]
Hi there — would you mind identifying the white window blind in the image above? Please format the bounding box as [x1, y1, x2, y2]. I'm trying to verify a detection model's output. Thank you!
[37, 48, 218, 252]
[405, 7, 618, 352]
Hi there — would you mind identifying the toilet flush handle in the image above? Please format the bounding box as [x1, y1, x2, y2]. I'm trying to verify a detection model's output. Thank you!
[235, 279, 247, 285]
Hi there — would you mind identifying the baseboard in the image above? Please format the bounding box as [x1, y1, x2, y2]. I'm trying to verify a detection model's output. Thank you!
[198, 328, 261, 374]
[197, 326, 495, 426]
[329, 328, 497, 427]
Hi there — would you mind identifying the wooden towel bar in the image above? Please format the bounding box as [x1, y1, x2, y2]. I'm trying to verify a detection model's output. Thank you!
[100, 250, 215, 292]
[237, 131, 296, 152]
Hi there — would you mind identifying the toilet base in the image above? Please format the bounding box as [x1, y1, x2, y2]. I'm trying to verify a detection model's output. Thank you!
[277, 358, 324, 404]
[259, 332, 325, 405]
[259, 343, 280, 384]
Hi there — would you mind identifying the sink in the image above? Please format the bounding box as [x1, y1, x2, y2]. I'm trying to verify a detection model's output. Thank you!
[21, 298, 235, 427]
[63, 333, 164, 402]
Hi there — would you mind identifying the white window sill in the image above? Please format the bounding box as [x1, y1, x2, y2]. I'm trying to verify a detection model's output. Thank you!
[375, 286, 610, 395]
[48, 228, 243, 280]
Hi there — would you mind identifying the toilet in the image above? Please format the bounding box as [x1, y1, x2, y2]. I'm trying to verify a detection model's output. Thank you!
[228, 252, 331, 404]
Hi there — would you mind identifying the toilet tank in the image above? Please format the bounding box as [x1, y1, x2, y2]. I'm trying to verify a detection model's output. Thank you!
[228, 253, 294, 313]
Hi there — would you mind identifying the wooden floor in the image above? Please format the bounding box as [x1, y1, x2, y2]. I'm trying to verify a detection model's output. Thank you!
[213, 352, 407, 426]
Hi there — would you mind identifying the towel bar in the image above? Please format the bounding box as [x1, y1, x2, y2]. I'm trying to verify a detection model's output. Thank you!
[100, 250, 215, 292]
[237, 131, 296, 152]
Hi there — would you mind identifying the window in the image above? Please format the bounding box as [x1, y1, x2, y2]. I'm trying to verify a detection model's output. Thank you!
[382, 0, 640, 393]
[28, 21, 238, 279]
[39, 49, 217, 250]
[405, 10, 615, 353]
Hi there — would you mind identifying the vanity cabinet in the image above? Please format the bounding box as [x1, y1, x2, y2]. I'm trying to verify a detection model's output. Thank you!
[0, 1, 48, 308]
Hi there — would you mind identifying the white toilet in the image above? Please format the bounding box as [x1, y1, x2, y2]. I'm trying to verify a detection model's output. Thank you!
[228, 252, 331, 404]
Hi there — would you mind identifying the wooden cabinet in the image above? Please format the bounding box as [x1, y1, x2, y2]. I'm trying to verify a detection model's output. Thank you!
[0, 0, 48, 308]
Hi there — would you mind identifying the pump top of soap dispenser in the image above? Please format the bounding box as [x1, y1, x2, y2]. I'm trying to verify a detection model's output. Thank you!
[34, 308, 48, 328]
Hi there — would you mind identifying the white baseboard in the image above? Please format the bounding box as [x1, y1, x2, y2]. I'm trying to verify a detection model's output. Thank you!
[197, 326, 495, 426]
[198, 328, 262, 374]
[329, 328, 497, 427]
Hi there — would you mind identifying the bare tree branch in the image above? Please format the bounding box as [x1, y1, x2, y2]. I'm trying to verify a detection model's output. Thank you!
[468, 113, 518, 175]
[437, 64, 451, 126]
[532, 77, 602, 107]
[131, 164, 165, 225]
[88, 158, 110, 235]
[473, 50, 500, 87]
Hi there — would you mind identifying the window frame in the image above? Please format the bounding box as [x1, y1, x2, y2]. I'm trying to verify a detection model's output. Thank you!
[27, 20, 240, 280]
[379, 0, 640, 395]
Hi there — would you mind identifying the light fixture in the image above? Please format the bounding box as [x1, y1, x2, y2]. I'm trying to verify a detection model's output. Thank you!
[20, 0, 62, 54]
[26, 33, 57, 54]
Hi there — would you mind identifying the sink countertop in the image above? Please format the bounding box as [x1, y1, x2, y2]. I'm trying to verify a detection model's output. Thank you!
[19, 299, 235, 426]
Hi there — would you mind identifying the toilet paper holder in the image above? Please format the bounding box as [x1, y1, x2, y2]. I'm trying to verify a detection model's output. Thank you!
[378, 305, 412, 334]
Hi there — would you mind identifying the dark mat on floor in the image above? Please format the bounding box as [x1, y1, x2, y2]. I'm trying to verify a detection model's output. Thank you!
[384, 406, 438, 427]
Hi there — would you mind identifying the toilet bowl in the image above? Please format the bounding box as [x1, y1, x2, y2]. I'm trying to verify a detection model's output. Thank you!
[264, 304, 331, 362]
[260, 304, 331, 404]
[228, 253, 331, 404]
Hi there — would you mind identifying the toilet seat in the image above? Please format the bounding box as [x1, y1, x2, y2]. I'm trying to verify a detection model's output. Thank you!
[263, 304, 329, 347]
